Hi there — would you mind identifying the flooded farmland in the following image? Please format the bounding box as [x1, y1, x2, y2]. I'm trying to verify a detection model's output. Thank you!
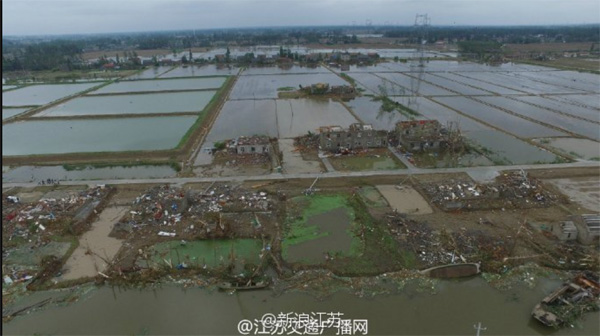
[230, 73, 348, 99]
[2, 83, 102, 106]
[476, 96, 600, 140]
[204, 99, 279, 144]
[2, 116, 197, 155]
[159, 65, 239, 78]
[535, 137, 600, 160]
[92, 77, 226, 94]
[2, 107, 30, 120]
[515, 95, 600, 122]
[347, 97, 412, 130]
[276, 99, 358, 138]
[34, 91, 217, 117]
[126, 66, 173, 79]
[242, 65, 330, 75]
[431, 96, 566, 138]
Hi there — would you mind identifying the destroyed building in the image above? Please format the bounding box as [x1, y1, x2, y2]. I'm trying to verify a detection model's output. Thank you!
[396, 120, 460, 152]
[233, 135, 272, 154]
[319, 123, 388, 152]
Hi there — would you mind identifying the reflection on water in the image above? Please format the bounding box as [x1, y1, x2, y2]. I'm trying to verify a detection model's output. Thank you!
[2, 165, 177, 183]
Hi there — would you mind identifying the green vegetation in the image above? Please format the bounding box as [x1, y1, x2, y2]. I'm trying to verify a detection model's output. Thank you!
[277, 86, 296, 91]
[329, 153, 406, 171]
[340, 73, 356, 86]
[176, 76, 232, 149]
[143, 239, 263, 268]
[372, 95, 420, 118]
[213, 141, 226, 150]
[62, 160, 181, 172]
[457, 41, 504, 61]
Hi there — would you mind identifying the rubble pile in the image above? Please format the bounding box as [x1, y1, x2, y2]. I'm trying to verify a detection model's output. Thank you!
[214, 151, 270, 167]
[293, 134, 319, 152]
[2, 186, 111, 243]
[115, 184, 275, 239]
[385, 212, 509, 270]
[420, 172, 562, 211]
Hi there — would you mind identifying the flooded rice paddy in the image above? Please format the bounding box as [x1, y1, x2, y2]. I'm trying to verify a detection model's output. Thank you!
[126, 66, 173, 79]
[2, 116, 196, 155]
[230, 73, 347, 99]
[2, 164, 177, 183]
[34, 91, 217, 117]
[515, 95, 600, 122]
[2, 107, 30, 120]
[276, 99, 357, 138]
[91, 77, 226, 94]
[476, 96, 600, 140]
[242, 65, 331, 75]
[159, 65, 239, 78]
[535, 137, 600, 160]
[2, 83, 101, 106]
[205, 98, 357, 144]
[431, 96, 566, 138]
[204, 99, 278, 144]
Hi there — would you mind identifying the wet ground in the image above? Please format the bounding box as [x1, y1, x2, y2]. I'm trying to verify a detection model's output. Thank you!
[59, 206, 128, 281]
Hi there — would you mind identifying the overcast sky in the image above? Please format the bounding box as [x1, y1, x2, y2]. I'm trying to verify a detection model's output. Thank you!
[3, 0, 599, 36]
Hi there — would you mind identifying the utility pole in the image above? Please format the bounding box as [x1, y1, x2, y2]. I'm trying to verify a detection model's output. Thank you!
[474, 322, 487, 336]
[409, 13, 430, 110]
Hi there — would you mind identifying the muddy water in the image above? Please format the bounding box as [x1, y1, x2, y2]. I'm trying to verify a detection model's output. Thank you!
[2, 165, 177, 183]
[60, 207, 128, 280]
[286, 208, 353, 263]
[3, 277, 599, 335]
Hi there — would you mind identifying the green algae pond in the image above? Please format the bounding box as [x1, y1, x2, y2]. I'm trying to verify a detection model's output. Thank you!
[139, 239, 264, 269]
[283, 195, 361, 264]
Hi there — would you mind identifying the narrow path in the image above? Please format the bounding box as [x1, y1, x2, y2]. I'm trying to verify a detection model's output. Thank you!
[388, 146, 418, 171]
[4, 161, 598, 188]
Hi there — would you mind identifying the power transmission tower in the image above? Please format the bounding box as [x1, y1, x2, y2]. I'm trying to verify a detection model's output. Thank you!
[409, 13, 431, 110]
[474, 322, 487, 336]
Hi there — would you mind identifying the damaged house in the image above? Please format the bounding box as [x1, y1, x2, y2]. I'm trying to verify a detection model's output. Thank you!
[319, 123, 388, 151]
[233, 135, 272, 154]
[396, 120, 461, 152]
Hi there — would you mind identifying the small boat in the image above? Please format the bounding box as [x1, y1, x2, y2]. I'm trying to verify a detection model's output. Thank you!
[532, 272, 600, 328]
[420, 263, 481, 279]
[218, 280, 269, 291]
